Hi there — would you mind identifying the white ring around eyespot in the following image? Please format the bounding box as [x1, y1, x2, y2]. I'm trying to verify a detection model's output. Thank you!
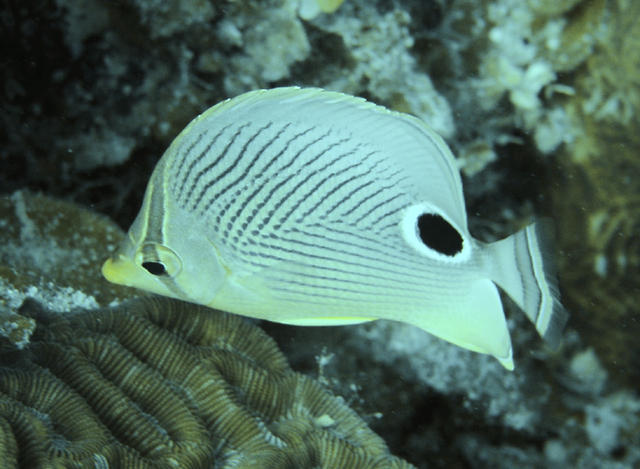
[400, 202, 472, 263]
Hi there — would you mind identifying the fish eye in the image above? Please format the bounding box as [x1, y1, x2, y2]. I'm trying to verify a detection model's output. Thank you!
[417, 213, 463, 256]
[136, 243, 182, 277]
[142, 261, 168, 276]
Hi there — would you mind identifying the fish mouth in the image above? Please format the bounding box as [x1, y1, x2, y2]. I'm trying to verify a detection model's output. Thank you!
[102, 233, 139, 286]
[101, 254, 137, 287]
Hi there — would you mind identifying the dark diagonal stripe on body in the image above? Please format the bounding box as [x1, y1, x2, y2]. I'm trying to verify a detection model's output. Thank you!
[190, 122, 273, 212]
[175, 125, 232, 204]
[183, 123, 250, 209]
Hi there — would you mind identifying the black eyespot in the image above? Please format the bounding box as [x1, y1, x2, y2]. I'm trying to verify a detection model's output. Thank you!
[417, 213, 463, 256]
[142, 261, 168, 276]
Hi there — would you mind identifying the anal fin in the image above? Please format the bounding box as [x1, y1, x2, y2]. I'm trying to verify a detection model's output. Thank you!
[408, 279, 514, 370]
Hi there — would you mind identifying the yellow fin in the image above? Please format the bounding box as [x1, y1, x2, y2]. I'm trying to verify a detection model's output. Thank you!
[407, 279, 514, 370]
[278, 317, 376, 326]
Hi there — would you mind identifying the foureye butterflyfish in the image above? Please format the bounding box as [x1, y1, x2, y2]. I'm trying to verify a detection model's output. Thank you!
[102, 87, 568, 370]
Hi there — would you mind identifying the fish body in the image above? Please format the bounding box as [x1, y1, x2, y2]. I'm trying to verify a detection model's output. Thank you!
[103, 87, 568, 369]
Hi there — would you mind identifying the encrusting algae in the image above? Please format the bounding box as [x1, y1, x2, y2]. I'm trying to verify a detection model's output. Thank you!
[0, 296, 414, 468]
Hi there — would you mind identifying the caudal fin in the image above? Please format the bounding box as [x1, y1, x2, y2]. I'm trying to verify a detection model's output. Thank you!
[486, 219, 568, 348]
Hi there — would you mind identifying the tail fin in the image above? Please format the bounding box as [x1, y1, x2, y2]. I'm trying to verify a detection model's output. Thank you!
[486, 219, 568, 348]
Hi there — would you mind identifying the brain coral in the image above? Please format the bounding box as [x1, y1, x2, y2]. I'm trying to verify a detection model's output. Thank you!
[0, 297, 414, 468]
